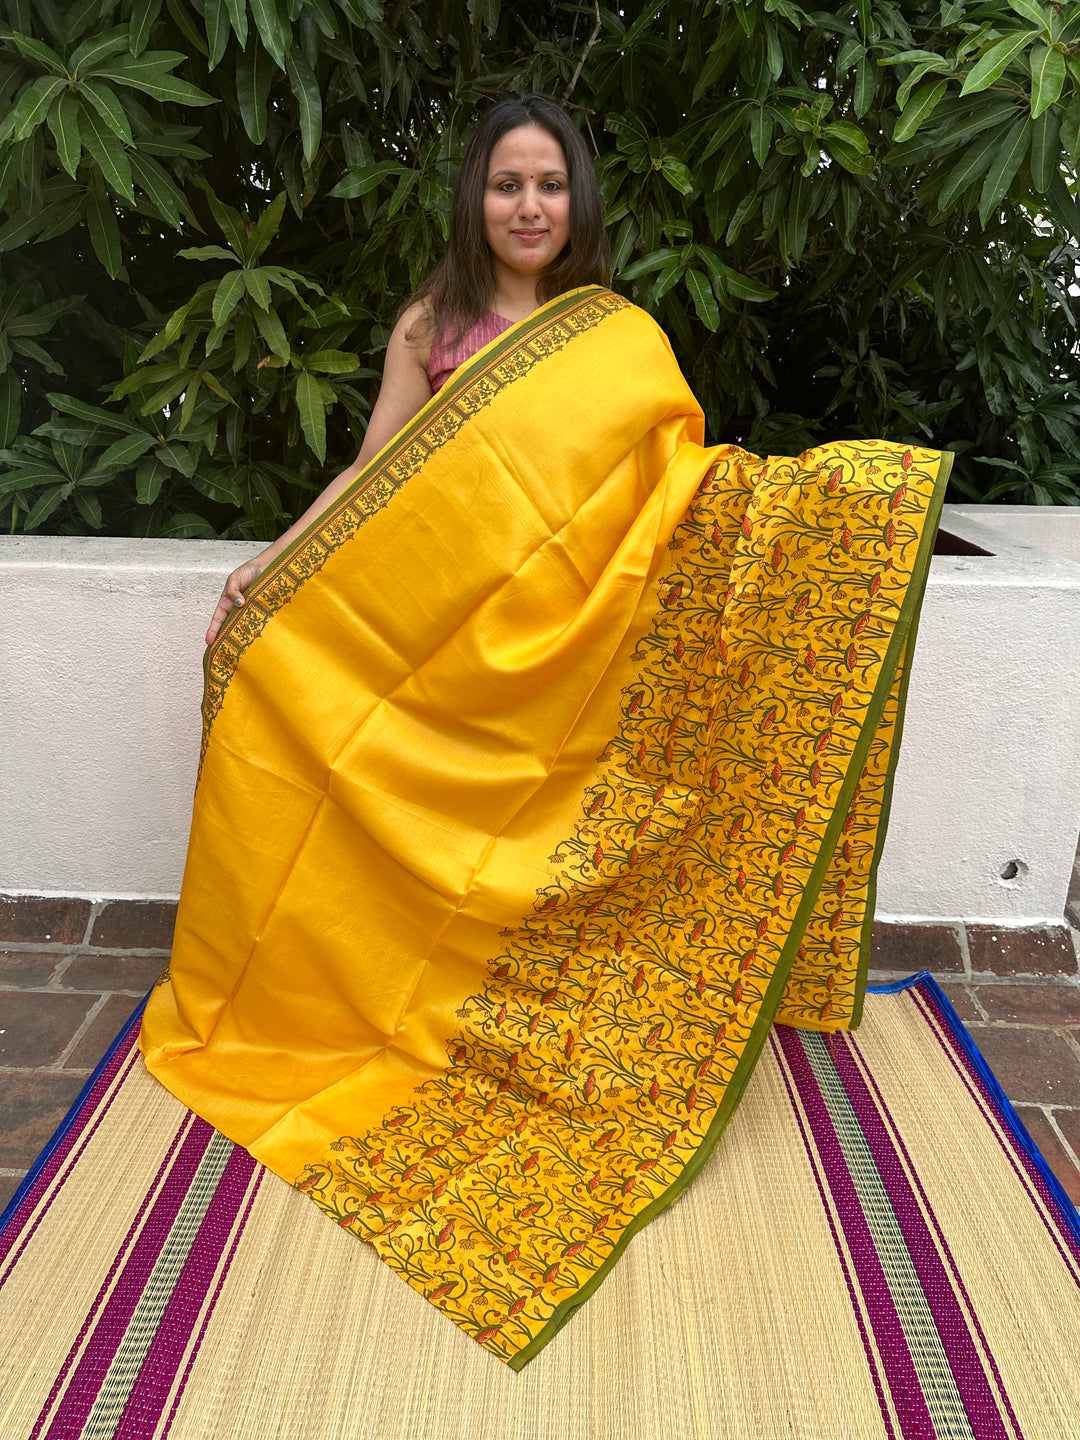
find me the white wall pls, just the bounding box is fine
[947,504,1080,565]
[2,511,1079,923]
[0,536,259,900]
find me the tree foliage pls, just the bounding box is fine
[1,0,1078,538]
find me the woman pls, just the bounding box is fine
[142,94,950,1368]
[204,96,606,646]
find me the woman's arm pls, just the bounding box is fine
[205,305,433,645]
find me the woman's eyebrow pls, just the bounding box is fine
[489,168,569,179]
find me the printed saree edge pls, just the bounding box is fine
[0,991,150,1238]
[850,448,952,1030]
[200,284,618,689]
[509,447,953,1369]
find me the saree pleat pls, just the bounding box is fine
[140,286,950,1365]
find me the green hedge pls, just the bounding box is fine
[1,0,1079,539]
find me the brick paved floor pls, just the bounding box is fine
[2,894,1080,1216]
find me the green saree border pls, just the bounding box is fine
[850,450,951,1028]
[198,285,629,757]
[508,447,953,1370]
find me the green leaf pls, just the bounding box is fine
[295,368,328,461]
[86,185,123,278]
[387,168,417,220]
[242,268,272,309]
[724,266,778,302]
[1029,45,1066,119]
[684,270,719,330]
[749,106,772,167]
[1060,94,1080,161]
[1006,0,1051,32]
[825,138,875,174]
[897,57,951,110]
[852,55,881,117]
[80,104,135,202]
[285,45,322,165]
[236,42,274,145]
[252,303,290,360]
[960,32,1038,96]
[222,0,249,47]
[978,116,1029,224]
[246,192,286,261]
[301,349,358,374]
[177,244,238,263]
[212,270,246,328]
[824,121,869,153]
[73,490,103,528]
[935,129,1001,212]
[199,185,249,256]
[328,160,401,198]
[129,151,192,229]
[46,92,82,178]
[4,31,65,75]
[70,26,133,76]
[78,79,134,147]
[893,80,949,143]
[659,157,694,194]
[0,465,67,496]
[47,392,143,432]
[205,0,231,69]
[89,54,215,106]
[24,483,70,530]
[130,0,163,56]
[135,454,168,503]
[158,511,218,538]
[90,430,157,470]
[1029,106,1060,191]
[250,0,289,69]
[0,369,21,448]
[0,210,45,254]
[11,76,65,141]
[191,468,243,504]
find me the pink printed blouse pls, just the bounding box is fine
[426,311,512,394]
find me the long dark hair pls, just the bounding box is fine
[406,95,608,344]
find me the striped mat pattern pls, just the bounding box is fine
[1,974,1078,1440]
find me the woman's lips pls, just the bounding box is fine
[512,229,547,239]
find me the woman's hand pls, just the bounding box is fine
[205,555,268,647]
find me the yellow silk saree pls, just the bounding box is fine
[140,285,950,1368]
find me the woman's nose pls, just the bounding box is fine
[517,184,542,217]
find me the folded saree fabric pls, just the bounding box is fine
[140,285,951,1367]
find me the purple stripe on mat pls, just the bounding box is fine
[847,1027,1025,1440]
[825,1029,1015,1440]
[769,1032,899,1440]
[0,1029,142,1276]
[112,1146,262,1439]
[910,986,1080,1277]
[158,1167,265,1440]
[775,1024,937,1440]
[31,1117,214,1440]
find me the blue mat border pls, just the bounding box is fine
[868,970,1080,1245]
[0,993,149,1239]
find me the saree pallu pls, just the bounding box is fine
[140,285,950,1368]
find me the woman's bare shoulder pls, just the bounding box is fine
[393,299,436,355]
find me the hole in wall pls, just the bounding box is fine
[997,859,1028,888]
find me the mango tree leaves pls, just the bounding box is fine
[2,0,1079,539]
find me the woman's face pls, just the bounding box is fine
[483,124,571,286]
